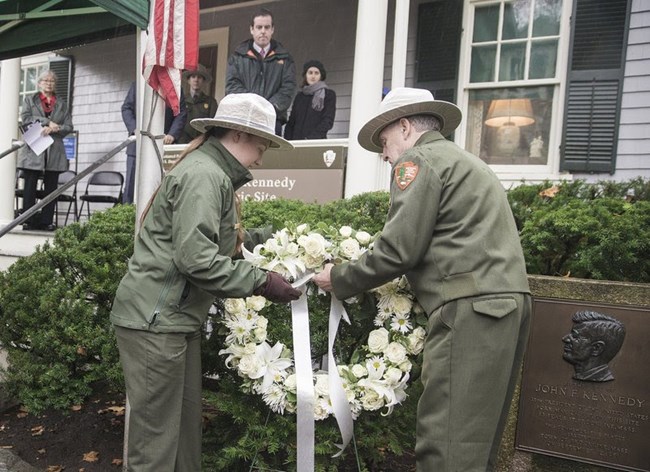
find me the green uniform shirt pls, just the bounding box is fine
[331,131,530,315]
[111,136,267,333]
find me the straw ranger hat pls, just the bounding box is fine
[183,64,211,82]
[191,93,293,150]
[358,87,462,153]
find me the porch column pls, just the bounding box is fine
[344,0,389,197]
[0,58,21,225]
[376,0,412,190]
[134,29,165,225]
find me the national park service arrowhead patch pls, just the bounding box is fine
[394,161,419,190]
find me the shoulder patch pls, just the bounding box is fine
[394,162,419,190]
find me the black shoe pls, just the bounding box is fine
[41,224,57,231]
[22,223,36,231]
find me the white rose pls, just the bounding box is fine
[238,354,262,378]
[314,374,329,397]
[360,388,384,411]
[224,298,247,315]
[242,342,257,355]
[351,364,368,378]
[301,233,328,257]
[384,342,408,364]
[407,333,425,355]
[355,231,371,245]
[302,253,325,269]
[284,373,297,393]
[339,226,353,237]
[367,328,390,353]
[253,326,267,342]
[384,367,403,385]
[398,359,413,372]
[391,295,413,316]
[286,242,300,255]
[339,238,361,260]
[296,223,308,234]
[247,296,267,312]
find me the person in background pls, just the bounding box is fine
[121,82,188,204]
[179,64,218,144]
[313,87,531,471]
[284,60,336,140]
[18,69,73,231]
[111,93,301,471]
[226,7,296,135]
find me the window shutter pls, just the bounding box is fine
[49,56,73,108]
[415,0,463,104]
[560,0,631,173]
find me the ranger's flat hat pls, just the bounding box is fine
[358,87,462,153]
[191,93,293,150]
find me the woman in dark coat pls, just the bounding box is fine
[18,69,73,230]
[284,60,336,140]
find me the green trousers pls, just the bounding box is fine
[416,292,531,471]
[114,326,203,472]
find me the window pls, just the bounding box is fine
[464,0,563,166]
[19,63,48,111]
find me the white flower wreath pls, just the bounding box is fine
[217,224,427,420]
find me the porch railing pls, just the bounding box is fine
[0,136,135,239]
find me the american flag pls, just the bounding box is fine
[143,0,199,115]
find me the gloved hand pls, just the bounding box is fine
[254,271,302,303]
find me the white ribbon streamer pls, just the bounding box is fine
[328,296,354,457]
[291,285,314,472]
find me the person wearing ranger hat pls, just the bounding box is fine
[179,64,219,144]
[111,93,300,471]
[314,87,531,471]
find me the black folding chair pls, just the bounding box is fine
[78,171,124,221]
[55,170,78,226]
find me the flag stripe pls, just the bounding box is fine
[143,0,199,115]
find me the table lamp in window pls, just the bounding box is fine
[485,98,535,156]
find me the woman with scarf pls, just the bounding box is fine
[18,69,73,231]
[284,60,336,140]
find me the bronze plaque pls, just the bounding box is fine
[164,142,347,204]
[516,299,649,471]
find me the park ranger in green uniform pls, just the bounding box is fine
[314,88,531,471]
[111,94,301,472]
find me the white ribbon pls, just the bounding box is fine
[291,277,315,472]
[290,275,354,469]
[328,296,354,457]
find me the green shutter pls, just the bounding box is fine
[561,0,631,173]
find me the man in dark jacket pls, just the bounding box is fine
[226,8,296,135]
[121,82,188,204]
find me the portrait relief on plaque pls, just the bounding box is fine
[562,310,626,382]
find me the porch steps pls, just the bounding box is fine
[0,227,52,271]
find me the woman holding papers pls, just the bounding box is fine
[18,69,73,231]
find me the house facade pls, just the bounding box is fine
[1,0,648,226]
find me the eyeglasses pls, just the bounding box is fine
[40,79,56,84]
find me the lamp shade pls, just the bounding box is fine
[485,98,535,127]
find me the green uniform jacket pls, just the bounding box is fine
[111,136,268,333]
[179,91,218,144]
[331,131,530,315]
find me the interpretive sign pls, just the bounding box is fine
[516,298,649,472]
[164,140,347,204]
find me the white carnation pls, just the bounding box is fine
[391,295,413,316]
[385,342,408,364]
[367,328,390,353]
